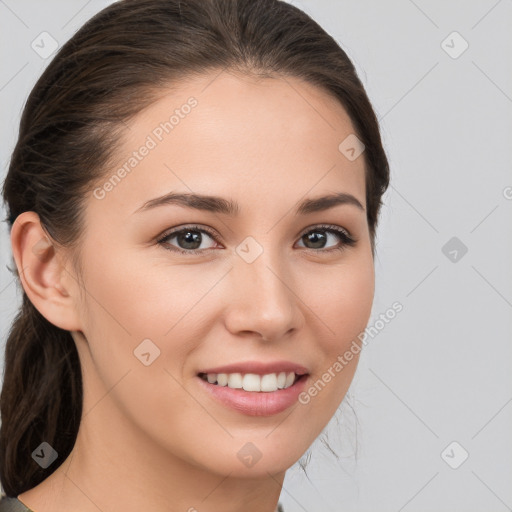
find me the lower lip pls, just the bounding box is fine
[196,374,309,416]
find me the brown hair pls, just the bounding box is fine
[0,0,389,497]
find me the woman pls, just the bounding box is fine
[0,0,389,510]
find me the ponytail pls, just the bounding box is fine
[0,290,82,496]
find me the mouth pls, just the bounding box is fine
[196,371,310,416]
[197,371,307,392]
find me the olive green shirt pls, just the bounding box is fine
[0,497,32,512]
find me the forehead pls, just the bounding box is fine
[89,70,366,220]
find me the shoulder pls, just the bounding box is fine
[0,496,33,512]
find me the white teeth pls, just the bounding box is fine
[260,373,277,392]
[285,372,295,388]
[276,372,287,389]
[217,373,228,386]
[227,373,243,389]
[201,371,299,392]
[243,373,262,392]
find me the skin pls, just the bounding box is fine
[12,70,374,512]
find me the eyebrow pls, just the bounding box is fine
[133,191,365,216]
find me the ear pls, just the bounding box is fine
[10,211,83,332]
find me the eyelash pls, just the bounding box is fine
[156,223,357,255]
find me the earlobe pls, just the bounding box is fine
[10,211,82,331]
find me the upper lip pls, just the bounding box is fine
[198,360,309,376]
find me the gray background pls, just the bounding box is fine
[1,1,511,511]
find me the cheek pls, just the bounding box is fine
[296,256,374,425]
[77,244,230,386]
[75,247,213,450]
[305,255,375,351]
[80,244,204,339]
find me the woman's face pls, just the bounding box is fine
[69,70,374,477]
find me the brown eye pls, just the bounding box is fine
[157,225,219,254]
[301,230,328,249]
[296,225,356,253]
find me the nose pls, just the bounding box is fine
[223,247,304,342]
